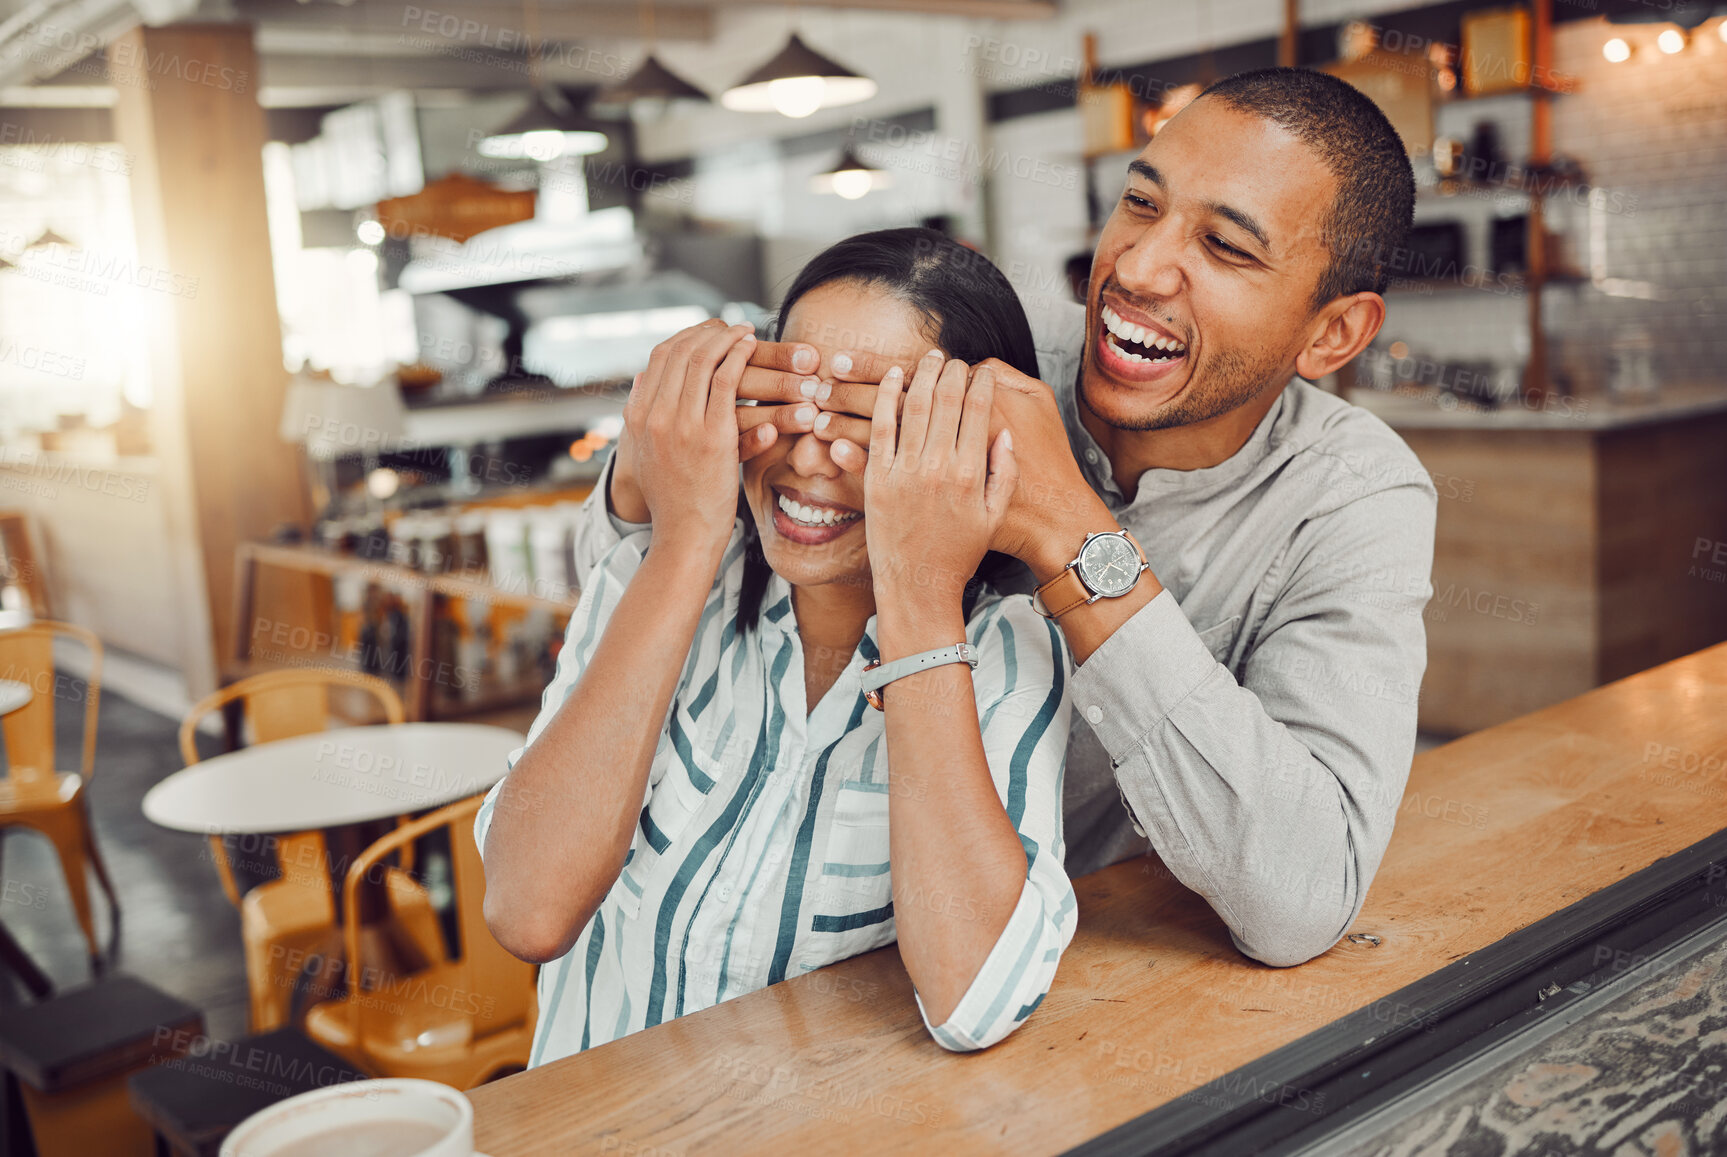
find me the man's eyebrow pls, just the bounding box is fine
[1126,159,1162,186]
[1207,201,1271,253]
[1128,158,1272,254]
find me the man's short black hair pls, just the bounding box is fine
[1197,67,1415,308]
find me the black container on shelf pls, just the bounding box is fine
[1491,215,1528,277]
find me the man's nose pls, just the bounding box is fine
[1113,219,1185,301]
[785,431,842,477]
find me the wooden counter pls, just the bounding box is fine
[467,642,1727,1154]
[1348,388,1727,734]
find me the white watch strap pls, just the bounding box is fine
[860,643,978,696]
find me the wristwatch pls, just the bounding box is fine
[1033,528,1150,619]
[860,643,978,710]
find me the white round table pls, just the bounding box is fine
[144,722,525,1007]
[0,678,31,717]
[143,722,522,836]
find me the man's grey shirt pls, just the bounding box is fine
[572,297,1437,967]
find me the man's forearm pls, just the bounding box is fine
[1021,491,1164,667]
[1071,583,1422,966]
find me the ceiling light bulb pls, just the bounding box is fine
[767,76,825,118]
[1603,37,1631,63]
[521,129,568,160]
[831,169,873,199]
[367,468,399,499]
[1657,28,1684,53]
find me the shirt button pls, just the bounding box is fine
[1085,705,1104,725]
[718,884,733,900]
[1085,448,1100,464]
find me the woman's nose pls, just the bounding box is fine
[785,431,842,477]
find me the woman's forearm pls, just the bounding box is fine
[482,540,726,963]
[878,601,1030,1026]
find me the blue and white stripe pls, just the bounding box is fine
[476,523,1076,1065]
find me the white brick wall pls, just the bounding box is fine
[1545,18,1727,391]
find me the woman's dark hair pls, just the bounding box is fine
[737,227,1041,634]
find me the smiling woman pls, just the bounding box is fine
[473,227,1077,1069]
[733,229,1042,645]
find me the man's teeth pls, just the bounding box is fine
[777,492,861,527]
[1101,304,1187,356]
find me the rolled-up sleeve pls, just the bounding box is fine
[918,595,1078,1051]
[1071,482,1435,967]
[570,453,648,584]
[475,529,654,860]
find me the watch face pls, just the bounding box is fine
[1078,533,1141,597]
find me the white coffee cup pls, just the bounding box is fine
[220,1077,475,1157]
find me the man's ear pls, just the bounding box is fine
[1294,291,1385,382]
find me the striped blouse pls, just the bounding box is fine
[475,524,1076,1066]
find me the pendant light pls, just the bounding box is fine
[481,0,610,161]
[599,55,709,104]
[810,145,891,199]
[721,33,877,118]
[597,1,708,105]
[478,90,610,162]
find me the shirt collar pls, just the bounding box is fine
[758,570,881,664]
[1060,369,1293,508]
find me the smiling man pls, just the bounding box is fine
[578,67,1435,968]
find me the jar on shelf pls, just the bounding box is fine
[484,509,532,596]
[453,510,489,580]
[419,513,456,575]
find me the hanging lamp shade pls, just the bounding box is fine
[598,54,709,104]
[720,34,877,118]
[810,145,891,199]
[479,89,610,162]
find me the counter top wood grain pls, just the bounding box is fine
[469,643,1727,1156]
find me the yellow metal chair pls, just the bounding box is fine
[0,621,119,967]
[178,668,446,1033]
[305,795,537,1089]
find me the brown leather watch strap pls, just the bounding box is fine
[1034,567,1093,619]
[1034,529,1150,619]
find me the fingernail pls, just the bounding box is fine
[799,378,819,399]
[816,383,832,403]
[832,353,853,375]
[759,425,773,440]
[925,348,944,359]
[795,405,815,422]
[815,413,832,432]
[885,366,903,382]
[1002,430,1014,451]
[792,347,817,373]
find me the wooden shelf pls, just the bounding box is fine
[1385,270,1585,296]
[1416,166,1587,202]
[238,542,581,615]
[231,540,579,724]
[1439,78,1578,104]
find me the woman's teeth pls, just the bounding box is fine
[1102,304,1187,362]
[777,492,861,528]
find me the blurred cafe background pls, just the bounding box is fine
[0,0,1722,1151]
